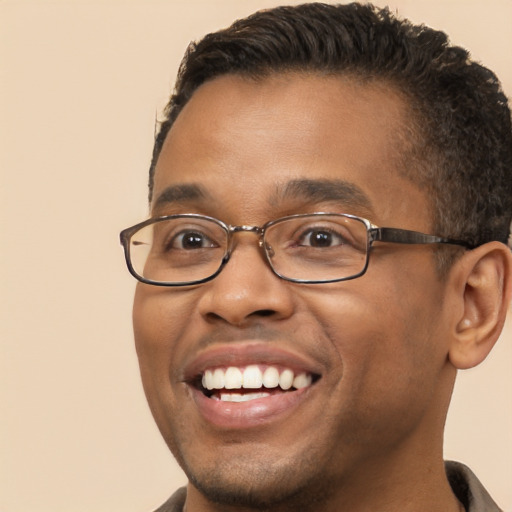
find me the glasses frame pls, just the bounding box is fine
[120,212,473,286]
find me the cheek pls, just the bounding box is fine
[132,286,204,447]
[132,286,196,402]
[133,285,193,354]
[303,271,447,417]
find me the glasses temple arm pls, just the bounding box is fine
[369,227,473,248]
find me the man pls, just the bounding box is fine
[120,3,512,511]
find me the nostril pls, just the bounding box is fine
[253,309,275,317]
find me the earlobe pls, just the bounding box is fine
[448,242,512,370]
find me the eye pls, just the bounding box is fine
[298,228,347,248]
[169,230,218,250]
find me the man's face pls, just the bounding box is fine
[133,74,454,507]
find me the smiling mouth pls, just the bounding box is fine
[196,365,318,402]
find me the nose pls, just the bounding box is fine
[196,235,295,327]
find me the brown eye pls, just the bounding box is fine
[170,230,217,250]
[298,228,346,248]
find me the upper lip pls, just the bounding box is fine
[182,342,323,383]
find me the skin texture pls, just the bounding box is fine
[133,74,511,512]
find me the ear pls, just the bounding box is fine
[448,242,512,370]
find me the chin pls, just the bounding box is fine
[182,452,332,510]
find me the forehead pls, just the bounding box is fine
[152,73,429,230]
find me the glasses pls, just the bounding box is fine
[120,213,472,286]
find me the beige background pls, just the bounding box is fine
[1,1,511,511]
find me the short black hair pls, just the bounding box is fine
[149,2,512,253]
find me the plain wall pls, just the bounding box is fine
[1,1,511,511]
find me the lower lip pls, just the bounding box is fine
[190,385,313,429]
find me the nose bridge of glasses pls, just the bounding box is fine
[229,225,264,235]
[226,225,268,254]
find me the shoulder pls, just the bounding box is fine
[152,487,187,512]
[445,461,502,512]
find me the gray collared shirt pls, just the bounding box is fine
[446,461,502,511]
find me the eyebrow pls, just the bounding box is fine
[152,178,374,217]
[274,179,375,214]
[152,183,210,212]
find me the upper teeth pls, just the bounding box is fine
[202,365,312,391]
